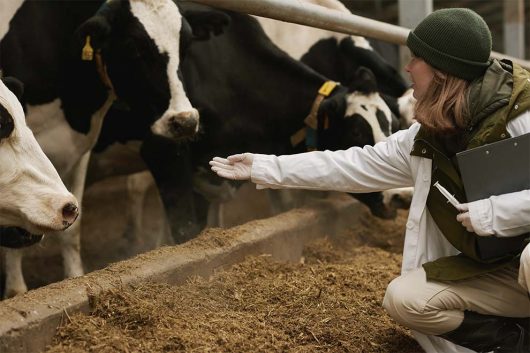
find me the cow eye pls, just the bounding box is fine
[0,105,15,139]
[360,104,368,111]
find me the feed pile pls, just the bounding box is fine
[46,209,421,353]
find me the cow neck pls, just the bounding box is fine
[290,80,338,151]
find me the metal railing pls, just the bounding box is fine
[188,0,530,70]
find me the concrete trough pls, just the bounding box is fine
[0,195,361,353]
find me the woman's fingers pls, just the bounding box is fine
[210,154,253,181]
[227,153,247,163]
[211,156,230,165]
[210,160,233,170]
[213,168,235,180]
[455,202,469,212]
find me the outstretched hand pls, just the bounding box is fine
[209,153,254,181]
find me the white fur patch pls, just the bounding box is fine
[398,88,416,128]
[27,96,114,176]
[0,0,25,40]
[256,0,372,60]
[345,91,392,143]
[350,35,373,50]
[130,0,193,114]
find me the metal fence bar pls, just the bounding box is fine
[188,0,530,70]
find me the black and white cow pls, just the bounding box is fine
[255,0,416,215]
[0,0,228,297]
[90,4,404,245]
[0,76,78,247]
[130,7,399,240]
[255,0,414,126]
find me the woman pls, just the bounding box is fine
[210,8,530,353]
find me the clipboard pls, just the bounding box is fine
[456,132,530,260]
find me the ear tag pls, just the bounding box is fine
[318,81,337,97]
[82,35,94,61]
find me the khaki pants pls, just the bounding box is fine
[382,262,530,336]
[518,243,530,292]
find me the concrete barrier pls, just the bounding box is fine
[0,195,360,352]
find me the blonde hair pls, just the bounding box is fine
[414,70,470,135]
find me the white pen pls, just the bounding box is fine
[433,181,461,209]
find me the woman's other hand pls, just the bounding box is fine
[210,153,254,180]
[456,203,475,233]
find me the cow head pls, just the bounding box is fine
[339,37,408,98]
[317,67,399,151]
[0,77,78,247]
[72,0,229,141]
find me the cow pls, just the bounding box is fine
[81,4,401,247]
[0,76,78,247]
[254,0,416,215]
[0,0,228,298]
[127,7,400,239]
[255,0,416,126]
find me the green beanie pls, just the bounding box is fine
[407,8,492,81]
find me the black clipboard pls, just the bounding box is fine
[456,132,530,260]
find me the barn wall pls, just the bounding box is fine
[340,0,529,60]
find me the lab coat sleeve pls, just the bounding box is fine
[468,110,530,237]
[250,124,418,193]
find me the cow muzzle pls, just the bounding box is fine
[61,202,79,229]
[151,109,200,140]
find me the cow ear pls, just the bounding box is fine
[347,66,378,94]
[181,9,231,40]
[76,16,112,56]
[75,1,121,57]
[1,77,24,102]
[318,90,346,120]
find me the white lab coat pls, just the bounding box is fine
[250,110,530,353]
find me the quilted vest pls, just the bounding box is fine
[411,60,530,281]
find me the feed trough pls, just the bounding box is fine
[0,194,368,352]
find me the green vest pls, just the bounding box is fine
[411,60,530,281]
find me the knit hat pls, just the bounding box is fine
[407,8,492,81]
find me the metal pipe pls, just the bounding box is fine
[188,0,530,70]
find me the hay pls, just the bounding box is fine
[46,209,421,353]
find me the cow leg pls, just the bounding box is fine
[351,191,397,219]
[124,171,155,248]
[59,151,92,278]
[140,134,200,244]
[3,248,27,298]
[206,201,222,227]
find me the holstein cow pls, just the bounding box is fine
[0,76,78,260]
[84,6,399,245]
[137,8,400,235]
[256,0,415,215]
[0,0,228,297]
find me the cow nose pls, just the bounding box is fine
[62,202,79,227]
[169,110,199,138]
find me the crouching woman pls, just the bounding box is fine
[210,8,530,353]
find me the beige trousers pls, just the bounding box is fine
[382,260,530,336]
[518,243,530,293]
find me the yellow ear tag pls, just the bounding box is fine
[81,35,94,61]
[318,81,337,97]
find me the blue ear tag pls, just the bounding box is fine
[305,127,317,150]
